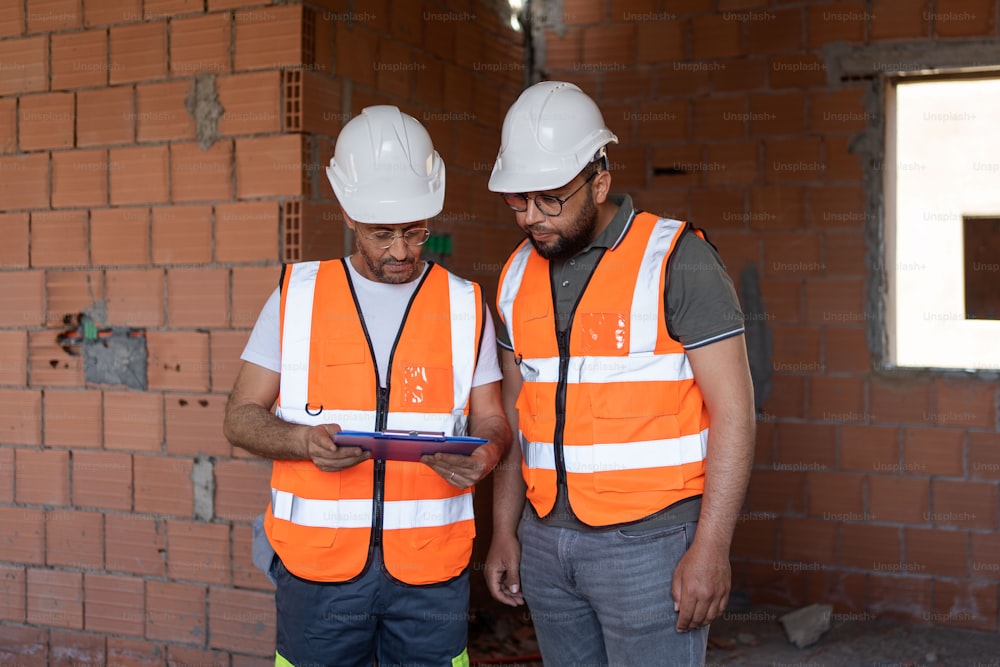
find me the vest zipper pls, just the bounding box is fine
[553,329,570,489]
[373,385,389,549]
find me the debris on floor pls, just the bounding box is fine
[778,602,834,648]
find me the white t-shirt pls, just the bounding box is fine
[241,259,503,389]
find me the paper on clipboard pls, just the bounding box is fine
[333,430,487,462]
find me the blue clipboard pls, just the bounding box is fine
[333,430,487,462]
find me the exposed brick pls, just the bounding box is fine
[300,69,343,136]
[208,586,276,654]
[636,18,683,63]
[0,97,15,153]
[746,8,802,53]
[231,522,272,590]
[170,140,233,203]
[46,509,102,569]
[822,327,870,374]
[930,480,998,530]
[692,96,745,141]
[167,520,230,584]
[688,187,744,232]
[165,394,229,457]
[109,22,167,85]
[932,0,994,37]
[775,422,836,470]
[770,325,821,370]
[375,37,415,100]
[710,56,769,94]
[170,11,231,76]
[932,579,998,631]
[749,91,806,137]
[822,229,865,277]
[106,637,167,667]
[765,136,825,183]
[51,28,107,90]
[839,424,897,473]
[134,455,193,517]
[809,88,870,134]
[731,515,778,561]
[25,0,80,32]
[77,86,134,147]
[234,5,303,71]
[145,580,207,644]
[0,507,44,564]
[27,569,82,629]
[870,574,931,623]
[50,629,106,667]
[841,524,900,570]
[146,331,210,391]
[870,377,932,425]
[702,141,758,187]
[232,265,278,329]
[932,378,996,429]
[235,134,307,198]
[824,134,864,182]
[144,0,202,20]
[0,2,24,36]
[805,470,865,519]
[335,23,378,88]
[769,54,827,88]
[804,570,868,614]
[761,373,806,420]
[72,450,132,511]
[215,201,280,263]
[91,207,150,266]
[83,0,140,27]
[746,469,805,514]
[808,376,867,423]
[691,13,741,59]
[868,474,929,525]
[167,267,230,328]
[808,1,867,47]
[0,36,48,95]
[0,331,27,385]
[0,447,11,504]
[135,80,196,143]
[214,459,270,523]
[971,532,1000,581]
[105,268,164,327]
[209,330,249,393]
[16,448,69,505]
[764,229,822,277]
[45,268,103,327]
[151,205,213,265]
[0,564,26,622]
[44,389,102,448]
[110,145,170,205]
[1,270,45,327]
[103,390,163,451]
[83,572,144,636]
[216,71,282,136]
[30,210,88,267]
[906,527,968,577]
[969,432,1000,481]
[104,513,164,576]
[804,278,865,326]
[19,92,74,151]
[904,428,964,477]
[0,153,50,210]
[29,328,84,387]
[732,561,806,610]
[749,185,805,229]
[167,646,228,667]
[759,278,802,323]
[52,149,109,208]
[779,517,837,566]
[870,0,931,39]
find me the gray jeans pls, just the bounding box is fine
[519,515,709,667]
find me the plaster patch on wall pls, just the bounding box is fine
[185,73,224,150]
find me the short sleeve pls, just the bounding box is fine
[240,287,282,372]
[666,232,745,349]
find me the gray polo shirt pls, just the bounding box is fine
[497,194,745,531]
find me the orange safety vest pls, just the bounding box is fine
[497,211,709,527]
[265,259,483,584]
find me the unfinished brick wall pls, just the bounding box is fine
[0,0,523,661]
[542,0,1000,634]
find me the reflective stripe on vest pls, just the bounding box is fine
[497,211,709,526]
[267,260,481,584]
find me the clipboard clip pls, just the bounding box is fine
[382,429,446,438]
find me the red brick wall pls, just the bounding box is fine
[0,0,524,661]
[546,0,1000,633]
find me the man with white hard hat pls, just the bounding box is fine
[484,81,755,666]
[224,105,510,667]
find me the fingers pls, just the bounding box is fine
[306,425,370,472]
[485,563,524,607]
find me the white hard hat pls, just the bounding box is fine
[326,105,445,224]
[488,81,618,193]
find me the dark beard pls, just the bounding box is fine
[529,191,599,261]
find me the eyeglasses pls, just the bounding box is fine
[501,170,599,217]
[358,227,431,249]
